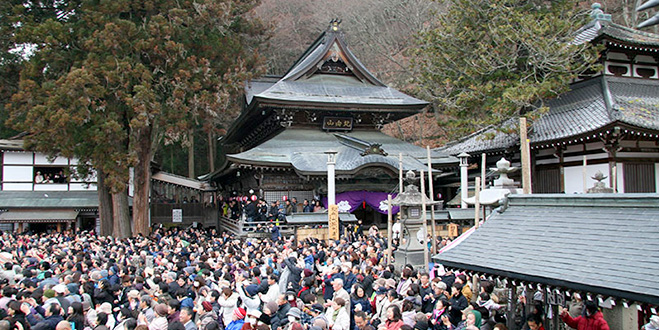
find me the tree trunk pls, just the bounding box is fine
[208,130,215,173]
[188,130,195,179]
[112,190,131,238]
[133,125,153,236]
[97,170,114,236]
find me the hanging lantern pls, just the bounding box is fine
[242,196,248,202]
[251,195,258,201]
[282,195,288,201]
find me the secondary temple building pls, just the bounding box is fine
[439,4,659,196]
[206,20,456,226]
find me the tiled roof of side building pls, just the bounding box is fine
[437,76,659,156]
[434,194,659,305]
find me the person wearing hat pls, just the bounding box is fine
[242,309,262,330]
[140,303,168,330]
[236,280,261,316]
[196,301,218,330]
[225,307,246,330]
[97,302,116,330]
[285,307,304,330]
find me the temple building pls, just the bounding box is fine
[0,140,99,232]
[438,4,659,197]
[205,20,457,227]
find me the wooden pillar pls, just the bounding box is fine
[520,118,532,194]
[604,133,620,191]
[506,281,518,330]
[558,146,565,192]
[56,222,62,233]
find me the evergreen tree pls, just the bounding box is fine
[6,0,265,236]
[412,0,601,139]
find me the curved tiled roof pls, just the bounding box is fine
[438,76,659,155]
[227,129,456,175]
[434,194,659,305]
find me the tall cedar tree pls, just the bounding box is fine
[7,0,265,237]
[412,0,601,140]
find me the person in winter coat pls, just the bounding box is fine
[325,298,350,330]
[236,283,261,314]
[282,255,302,293]
[31,304,64,330]
[225,308,246,330]
[447,284,468,327]
[559,301,610,330]
[217,288,239,328]
[429,298,450,330]
[197,302,218,330]
[378,305,404,330]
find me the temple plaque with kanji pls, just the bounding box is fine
[328,205,339,240]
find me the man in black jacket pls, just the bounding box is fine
[448,283,468,326]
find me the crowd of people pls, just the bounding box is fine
[0,226,623,330]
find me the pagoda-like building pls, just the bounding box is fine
[207,20,456,225]
[439,4,659,197]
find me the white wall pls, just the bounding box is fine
[34,154,68,165]
[564,163,610,194]
[3,152,32,164]
[2,183,32,190]
[3,166,34,182]
[2,151,97,191]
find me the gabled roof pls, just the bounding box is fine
[227,129,456,176]
[434,194,659,305]
[246,21,428,110]
[439,75,659,155]
[574,19,659,47]
[573,4,659,47]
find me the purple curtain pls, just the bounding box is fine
[322,190,399,214]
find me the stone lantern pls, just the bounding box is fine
[392,170,442,269]
[465,157,522,207]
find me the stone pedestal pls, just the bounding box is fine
[394,219,426,269]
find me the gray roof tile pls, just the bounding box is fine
[434,194,659,304]
[228,129,457,174]
[439,76,659,155]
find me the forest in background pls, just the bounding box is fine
[1,0,656,178]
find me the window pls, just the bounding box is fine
[34,167,69,184]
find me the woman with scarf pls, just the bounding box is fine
[429,298,450,330]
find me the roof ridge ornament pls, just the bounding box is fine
[590,3,612,22]
[329,18,342,32]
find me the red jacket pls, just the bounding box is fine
[561,311,610,330]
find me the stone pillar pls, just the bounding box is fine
[326,151,337,207]
[459,153,470,209]
[602,304,638,330]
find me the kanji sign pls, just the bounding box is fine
[172,209,183,223]
[328,205,340,240]
[323,117,353,131]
